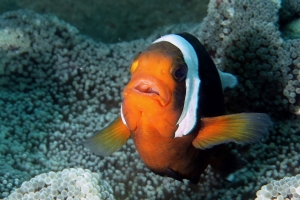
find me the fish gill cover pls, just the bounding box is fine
[0,0,300,199]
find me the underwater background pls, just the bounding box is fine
[1,0,300,199]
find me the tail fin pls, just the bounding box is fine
[192,113,272,150]
[218,69,238,90]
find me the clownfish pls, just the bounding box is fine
[84,33,272,183]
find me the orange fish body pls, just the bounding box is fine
[122,48,208,182]
[85,33,272,183]
[132,113,207,183]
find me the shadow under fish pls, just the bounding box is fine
[84,32,272,184]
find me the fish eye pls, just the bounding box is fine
[172,64,187,81]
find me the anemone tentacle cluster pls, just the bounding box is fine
[195,0,300,115]
[4,168,114,200]
[256,174,300,200]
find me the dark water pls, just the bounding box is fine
[1,0,300,199]
[0,0,208,43]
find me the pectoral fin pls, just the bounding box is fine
[192,113,272,150]
[84,116,131,156]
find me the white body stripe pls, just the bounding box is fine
[153,34,200,137]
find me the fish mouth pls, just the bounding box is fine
[134,81,160,96]
[125,76,171,106]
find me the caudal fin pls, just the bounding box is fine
[218,69,238,90]
[192,113,272,150]
[84,116,131,156]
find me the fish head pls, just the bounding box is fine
[122,42,186,137]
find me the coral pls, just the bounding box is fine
[4,168,114,200]
[0,28,30,52]
[255,175,300,199]
[194,0,300,115]
[0,27,30,75]
[0,0,300,199]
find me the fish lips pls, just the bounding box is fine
[123,75,171,107]
[122,75,179,133]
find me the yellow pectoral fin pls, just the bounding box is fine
[84,116,131,156]
[192,113,272,150]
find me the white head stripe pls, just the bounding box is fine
[153,34,200,137]
[120,104,127,126]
